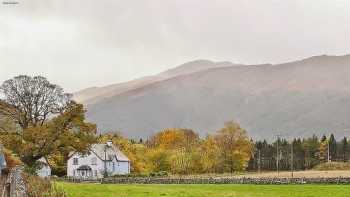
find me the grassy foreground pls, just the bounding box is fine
[58,182,350,197]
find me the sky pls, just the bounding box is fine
[1,0,350,92]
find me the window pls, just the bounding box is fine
[113,162,115,171]
[91,157,97,165]
[73,158,78,165]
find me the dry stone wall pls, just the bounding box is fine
[5,167,27,197]
[100,177,350,184]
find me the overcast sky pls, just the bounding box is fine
[1,0,350,92]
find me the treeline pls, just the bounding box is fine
[35,128,350,176]
[107,131,350,175]
[2,75,350,176]
[247,134,349,171]
[99,121,252,175]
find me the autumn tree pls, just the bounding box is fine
[99,133,151,173]
[214,121,253,173]
[1,102,96,171]
[147,128,200,174]
[0,115,18,133]
[147,148,171,172]
[0,75,96,172]
[318,135,328,163]
[1,148,22,172]
[169,150,194,174]
[149,128,199,151]
[199,135,221,173]
[0,75,71,129]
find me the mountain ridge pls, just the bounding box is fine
[73,60,241,105]
[75,54,350,139]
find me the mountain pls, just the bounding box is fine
[73,76,161,105]
[73,60,235,105]
[75,54,350,140]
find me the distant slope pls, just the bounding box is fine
[159,59,237,78]
[81,54,350,139]
[73,60,235,105]
[73,76,162,105]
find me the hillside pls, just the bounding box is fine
[76,54,350,139]
[74,60,235,105]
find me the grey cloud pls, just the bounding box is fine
[1,0,350,91]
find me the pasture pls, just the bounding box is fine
[59,183,350,197]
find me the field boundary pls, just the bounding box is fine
[59,176,350,185]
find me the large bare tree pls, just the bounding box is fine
[0,75,71,129]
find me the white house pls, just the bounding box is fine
[67,141,130,178]
[36,157,51,177]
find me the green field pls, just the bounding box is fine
[59,183,350,197]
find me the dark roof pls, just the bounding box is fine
[77,165,92,171]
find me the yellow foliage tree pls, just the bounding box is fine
[200,135,221,173]
[99,133,151,173]
[318,140,328,162]
[214,121,253,173]
[147,147,171,172]
[149,128,199,151]
[148,128,200,174]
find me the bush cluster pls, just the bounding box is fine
[313,162,350,171]
[23,174,67,197]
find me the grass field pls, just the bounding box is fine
[59,183,350,197]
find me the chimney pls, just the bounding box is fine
[106,140,113,147]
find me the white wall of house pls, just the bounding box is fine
[67,152,104,178]
[67,143,130,178]
[36,157,51,177]
[105,159,130,175]
[67,152,130,178]
[113,160,130,175]
[37,165,51,177]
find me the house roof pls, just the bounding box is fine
[90,144,130,162]
[37,157,50,167]
[0,153,6,168]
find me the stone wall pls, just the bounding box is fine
[5,167,27,197]
[100,177,350,184]
[1,173,7,197]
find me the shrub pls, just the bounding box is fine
[150,171,169,177]
[112,172,153,178]
[313,162,350,171]
[23,174,67,197]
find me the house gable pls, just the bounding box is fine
[67,143,130,177]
